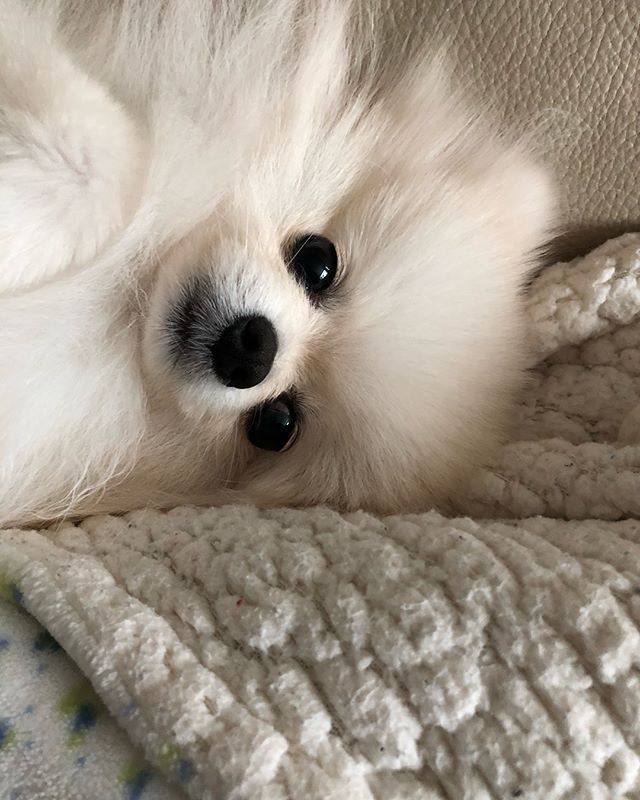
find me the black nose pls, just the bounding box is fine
[211,315,278,389]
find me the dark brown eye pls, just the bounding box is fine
[247,394,298,452]
[288,235,338,295]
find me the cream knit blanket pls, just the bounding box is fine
[3,234,640,800]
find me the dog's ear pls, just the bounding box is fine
[0,7,144,294]
[366,53,555,273]
[487,152,555,266]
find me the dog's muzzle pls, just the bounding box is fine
[167,278,278,389]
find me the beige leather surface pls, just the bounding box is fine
[380,0,640,258]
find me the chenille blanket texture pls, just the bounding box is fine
[3,234,640,800]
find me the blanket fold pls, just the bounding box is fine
[463,233,640,520]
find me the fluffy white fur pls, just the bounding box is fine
[0,0,553,527]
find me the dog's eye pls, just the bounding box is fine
[288,235,337,295]
[247,394,298,452]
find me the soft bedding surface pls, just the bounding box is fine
[0,598,182,800]
[3,234,640,799]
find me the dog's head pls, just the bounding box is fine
[142,4,553,514]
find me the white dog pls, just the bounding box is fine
[0,0,552,526]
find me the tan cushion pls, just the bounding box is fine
[381,0,640,258]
